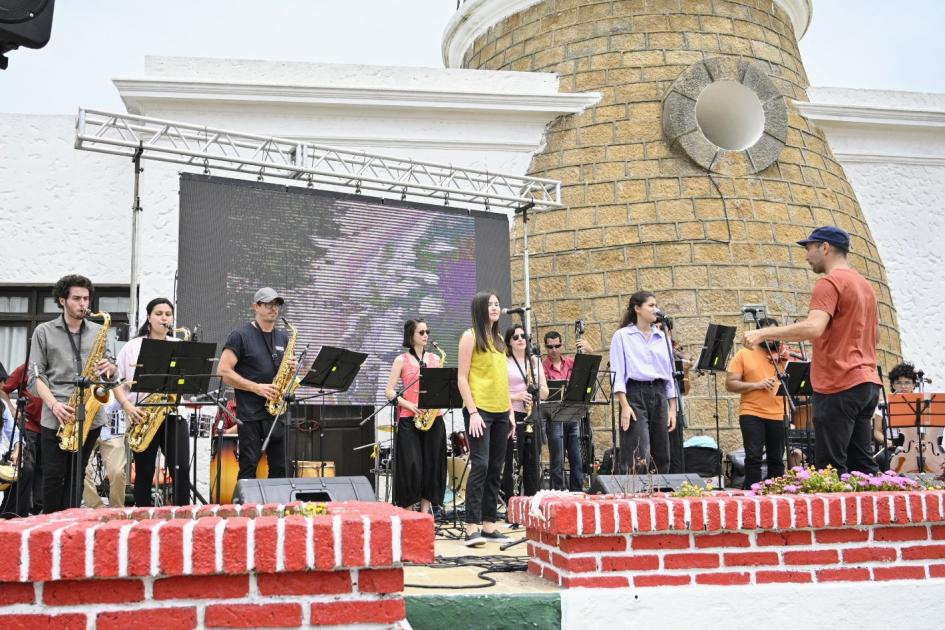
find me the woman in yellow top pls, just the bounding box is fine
[457,292,515,547]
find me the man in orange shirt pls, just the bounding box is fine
[726,318,787,488]
[743,226,881,474]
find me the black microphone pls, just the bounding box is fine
[502,306,530,315]
[655,309,667,321]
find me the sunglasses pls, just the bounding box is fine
[545,343,562,349]
[416,330,430,336]
[511,333,526,341]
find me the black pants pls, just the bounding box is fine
[133,414,190,507]
[668,399,686,474]
[393,415,447,508]
[464,409,508,525]
[0,429,41,518]
[618,380,670,474]
[41,424,101,513]
[739,415,786,489]
[237,418,287,479]
[814,382,880,475]
[501,411,540,498]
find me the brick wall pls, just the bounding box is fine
[458,0,902,452]
[508,492,945,588]
[0,502,433,629]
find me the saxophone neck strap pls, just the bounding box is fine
[63,313,84,373]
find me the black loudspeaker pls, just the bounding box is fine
[234,476,377,504]
[0,1,55,51]
[590,473,706,494]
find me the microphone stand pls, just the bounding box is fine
[658,318,685,475]
[261,345,310,475]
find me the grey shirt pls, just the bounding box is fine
[29,316,107,430]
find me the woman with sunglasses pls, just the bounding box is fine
[457,292,514,547]
[384,318,446,514]
[501,324,548,498]
[609,290,677,474]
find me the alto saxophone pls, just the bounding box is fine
[414,342,446,431]
[265,318,300,417]
[127,392,177,453]
[58,311,112,452]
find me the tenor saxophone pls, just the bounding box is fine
[265,318,300,417]
[58,311,111,452]
[414,342,446,431]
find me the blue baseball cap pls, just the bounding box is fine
[796,226,850,251]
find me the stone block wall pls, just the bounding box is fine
[0,502,432,629]
[457,0,902,451]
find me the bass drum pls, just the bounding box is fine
[209,435,269,504]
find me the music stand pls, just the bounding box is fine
[131,339,217,505]
[296,346,367,477]
[695,324,736,489]
[775,361,813,471]
[417,366,465,525]
[546,379,568,402]
[887,393,945,472]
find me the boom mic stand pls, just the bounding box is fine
[695,323,736,489]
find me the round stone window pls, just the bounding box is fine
[662,58,787,175]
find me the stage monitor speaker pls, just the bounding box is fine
[590,473,706,494]
[234,476,377,504]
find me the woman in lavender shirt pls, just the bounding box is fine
[609,291,677,474]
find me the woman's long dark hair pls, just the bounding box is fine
[619,290,655,328]
[503,325,525,358]
[137,297,174,338]
[470,291,504,353]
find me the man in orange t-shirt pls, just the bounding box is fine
[726,318,787,488]
[743,226,881,474]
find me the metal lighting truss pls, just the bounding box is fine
[74,109,562,210]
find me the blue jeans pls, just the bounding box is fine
[547,419,583,491]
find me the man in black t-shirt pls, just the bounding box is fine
[218,287,296,480]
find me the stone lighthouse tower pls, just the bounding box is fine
[444,0,901,450]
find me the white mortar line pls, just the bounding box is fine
[332,515,343,569]
[276,517,286,572]
[682,500,691,529]
[720,498,727,530]
[629,500,638,532]
[85,523,102,579]
[305,517,315,569]
[246,517,256,571]
[182,519,197,575]
[214,518,226,574]
[19,526,33,582]
[667,501,675,530]
[646,498,656,531]
[593,503,601,535]
[51,524,74,581]
[362,515,372,566]
[150,521,163,576]
[790,497,798,529]
[576,503,584,535]
[612,502,620,534]
[840,495,847,525]
[118,522,133,577]
[391,516,402,564]
[892,495,901,523]
[736,499,743,530]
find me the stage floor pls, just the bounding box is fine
[404,522,559,595]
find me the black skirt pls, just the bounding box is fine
[393,414,447,508]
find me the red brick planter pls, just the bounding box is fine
[508,491,945,588]
[0,502,433,628]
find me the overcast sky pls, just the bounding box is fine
[2,0,943,115]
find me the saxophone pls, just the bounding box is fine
[58,311,112,452]
[265,318,300,417]
[127,392,178,453]
[414,342,446,431]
